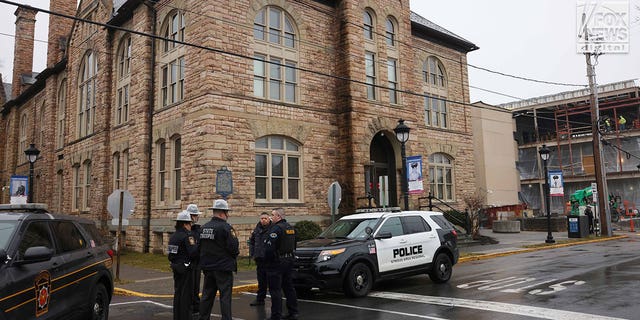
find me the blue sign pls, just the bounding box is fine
[568,217,579,233]
[216,167,233,200]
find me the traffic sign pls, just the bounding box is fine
[107,189,135,219]
[328,181,342,211]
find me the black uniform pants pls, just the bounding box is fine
[173,267,194,320]
[192,264,202,311]
[266,260,298,319]
[256,259,268,301]
[199,270,233,320]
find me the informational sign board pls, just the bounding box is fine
[10,175,28,204]
[406,156,424,195]
[216,167,233,200]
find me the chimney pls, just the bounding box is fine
[47,0,76,67]
[11,6,37,99]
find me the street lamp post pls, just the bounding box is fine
[24,144,40,203]
[539,144,555,244]
[394,119,411,211]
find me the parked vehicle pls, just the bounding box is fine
[0,204,114,320]
[292,208,458,297]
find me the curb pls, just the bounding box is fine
[458,235,628,263]
[114,235,628,298]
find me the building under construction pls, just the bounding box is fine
[502,80,640,217]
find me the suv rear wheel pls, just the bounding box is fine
[429,253,452,283]
[343,262,372,297]
[89,283,110,320]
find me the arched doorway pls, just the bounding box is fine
[368,132,398,207]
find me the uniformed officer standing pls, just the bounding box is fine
[249,212,272,306]
[168,210,199,320]
[264,208,299,320]
[186,204,203,315]
[198,199,239,320]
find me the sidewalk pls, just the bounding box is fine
[113,229,627,297]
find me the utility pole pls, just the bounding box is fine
[583,13,612,236]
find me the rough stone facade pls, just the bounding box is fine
[1,0,478,255]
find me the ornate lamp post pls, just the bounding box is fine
[394,119,411,210]
[539,144,555,244]
[24,143,40,203]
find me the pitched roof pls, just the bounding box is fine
[410,11,478,53]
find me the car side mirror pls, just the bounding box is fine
[375,232,392,239]
[16,246,53,265]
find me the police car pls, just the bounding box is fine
[293,209,459,297]
[0,204,114,320]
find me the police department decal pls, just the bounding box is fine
[34,270,51,317]
[270,233,278,238]
[390,245,424,263]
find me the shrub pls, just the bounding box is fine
[294,220,322,242]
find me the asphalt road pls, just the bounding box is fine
[110,236,640,320]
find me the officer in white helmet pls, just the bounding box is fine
[168,209,199,320]
[186,204,203,316]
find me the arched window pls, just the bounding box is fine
[363,10,374,40]
[385,18,395,46]
[78,51,97,137]
[57,79,66,148]
[255,136,302,202]
[424,56,446,87]
[159,11,186,108]
[428,153,454,201]
[253,6,298,103]
[116,35,131,125]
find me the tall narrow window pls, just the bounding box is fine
[56,170,63,212]
[387,58,398,104]
[255,136,302,202]
[57,80,66,148]
[123,149,129,189]
[19,114,27,157]
[163,11,185,52]
[116,36,131,125]
[83,160,91,210]
[73,165,81,210]
[428,153,454,201]
[365,52,376,100]
[173,137,181,202]
[253,7,298,103]
[364,11,374,40]
[78,51,97,137]
[159,11,186,109]
[113,152,121,189]
[385,18,395,46]
[161,58,184,106]
[157,140,166,202]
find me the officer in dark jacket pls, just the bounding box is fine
[198,199,239,320]
[186,204,203,314]
[248,212,272,306]
[264,208,298,320]
[168,210,199,320]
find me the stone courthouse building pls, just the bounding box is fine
[1,0,478,253]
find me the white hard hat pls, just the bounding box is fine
[174,210,193,222]
[186,204,202,215]
[209,199,231,211]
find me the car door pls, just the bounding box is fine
[49,220,92,315]
[400,215,439,266]
[1,220,63,320]
[374,216,408,273]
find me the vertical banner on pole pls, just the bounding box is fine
[406,156,424,195]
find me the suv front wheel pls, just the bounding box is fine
[343,262,373,297]
[429,253,452,283]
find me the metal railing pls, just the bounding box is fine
[419,192,470,235]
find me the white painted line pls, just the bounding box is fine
[369,292,627,320]
[242,293,448,320]
[110,300,246,320]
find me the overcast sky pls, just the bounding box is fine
[1,0,639,105]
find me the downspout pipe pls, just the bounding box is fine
[142,0,156,253]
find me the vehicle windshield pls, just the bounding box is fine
[0,221,18,250]
[318,218,379,240]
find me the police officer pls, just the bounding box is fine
[249,212,272,306]
[264,208,298,320]
[186,204,203,315]
[198,199,239,320]
[168,210,199,320]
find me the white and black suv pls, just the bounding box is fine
[0,204,114,320]
[293,209,459,297]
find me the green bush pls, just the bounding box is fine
[294,220,322,242]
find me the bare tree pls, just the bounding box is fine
[463,190,487,240]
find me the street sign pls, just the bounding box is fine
[111,218,129,226]
[107,189,135,219]
[328,181,342,223]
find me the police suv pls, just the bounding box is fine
[0,204,114,320]
[293,209,459,297]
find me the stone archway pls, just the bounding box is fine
[368,132,398,207]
